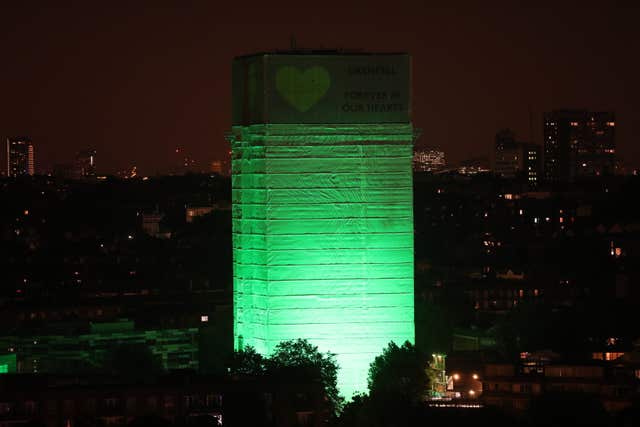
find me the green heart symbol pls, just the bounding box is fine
[275,66,331,112]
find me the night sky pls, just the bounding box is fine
[1,2,639,175]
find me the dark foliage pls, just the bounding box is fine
[367,341,430,403]
[230,339,343,416]
[335,399,519,427]
[228,345,266,376]
[268,339,343,415]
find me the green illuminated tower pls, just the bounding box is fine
[231,52,414,397]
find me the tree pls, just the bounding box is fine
[367,341,430,404]
[269,339,344,416]
[228,345,266,376]
[333,393,375,427]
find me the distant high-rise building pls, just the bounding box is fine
[52,149,97,180]
[495,129,521,179]
[523,143,541,186]
[543,110,615,183]
[75,149,97,177]
[494,129,541,185]
[6,138,35,177]
[413,148,446,172]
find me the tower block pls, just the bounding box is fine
[231,52,415,397]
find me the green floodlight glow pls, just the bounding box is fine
[232,123,415,397]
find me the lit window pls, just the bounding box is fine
[201,315,209,323]
[0,364,8,374]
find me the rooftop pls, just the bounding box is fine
[235,49,407,59]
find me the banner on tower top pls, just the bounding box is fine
[232,53,411,125]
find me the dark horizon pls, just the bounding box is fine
[1,2,639,174]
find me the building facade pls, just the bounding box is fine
[494,129,520,178]
[0,321,199,374]
[6,138,34,177]
[0,373,326,427]
[523,143,541,186]
[231,51,415,396]
[482,360,638,413]
[494,129,541,185]
[543,110,615,183]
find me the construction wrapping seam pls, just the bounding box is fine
[232,124,415,398]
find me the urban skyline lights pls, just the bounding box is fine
[2,5,638,174]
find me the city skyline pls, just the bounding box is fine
[1,3,639,174]
[2,4,640,425]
